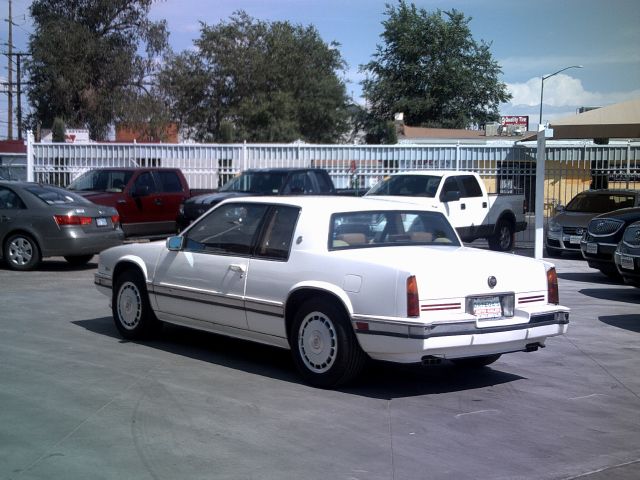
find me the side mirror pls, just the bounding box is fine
[166,236,184,251]
[441,190,461,202]
[555,204,565,212]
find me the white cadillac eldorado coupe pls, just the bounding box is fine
[95,196,569,387]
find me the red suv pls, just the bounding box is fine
[68,168,190,237]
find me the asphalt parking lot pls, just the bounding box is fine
[1,250,639,480]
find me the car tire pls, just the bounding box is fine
[4,233,41,271]
[64,254,94,266]
[451,354,501,368]
[112,270,160,340]
[488,220,514,251]
[290,298,367,388]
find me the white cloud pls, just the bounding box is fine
[506,74,640,108]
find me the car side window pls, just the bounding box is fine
[459,175,483,198]
[155,171,184,193]
[256,206,300,260]
[0,187,23,209]
[285,172,313,194]
[133,172,157,195]
[185,203,268,255]
[314,172,333,193]
[441,177,460,196]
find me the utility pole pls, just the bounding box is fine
[7,0,13,139]
[16,51,21,139]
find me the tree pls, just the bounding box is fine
[361,1,511,130]
[26,0,169,140]
[159,11,350,143]
[51,117,66,142]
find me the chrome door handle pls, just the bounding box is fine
[0,215,10,222]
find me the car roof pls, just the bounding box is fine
[243,168,322,173]
[0,181,63,188]
[386,170,475,177]
[219,194,440,213]
[576,189,638,195]
[81,167,181,172]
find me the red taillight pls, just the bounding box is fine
[547,267,559,305]
[111,214,120,225]
[54,214,93,226]
[407,275,420,317]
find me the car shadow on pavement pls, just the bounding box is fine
[0,259,97,272]
[599,314,640,333]
[73,317,525,399]
[578,287,640,304]
[558,272,620,284]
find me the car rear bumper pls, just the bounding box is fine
[353,308,569,363]
[40,228,124,257]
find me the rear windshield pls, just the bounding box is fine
[367,175,442,197]
[25,185,90,205]
[68,170,133,192]
[565,193,636,213]
[330,210,460,250]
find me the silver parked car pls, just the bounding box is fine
[0,181,124,270]
[545,189,639,257]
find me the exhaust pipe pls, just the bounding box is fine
[421,355,442,365]
[525,342,544,352]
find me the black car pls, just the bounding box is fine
[580,207,640,278]
[614,221,640,287]
[545,189,639,257]
[176,168,337,231]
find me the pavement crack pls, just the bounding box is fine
[563,458,640,479]
[10,376,146,479]
[455,409,501,418]
[563,335,640,403]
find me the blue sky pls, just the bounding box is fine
[2,0,639,138]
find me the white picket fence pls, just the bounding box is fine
[24,132,640,247]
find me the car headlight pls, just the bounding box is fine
[548,218,561,233]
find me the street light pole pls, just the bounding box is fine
[538,65,583,127]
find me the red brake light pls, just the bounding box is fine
[547,267,559,305]
[407,275,420,317]
[111,214,120,225]
[54,214,93,226]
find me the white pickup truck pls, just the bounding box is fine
[366,171,527,251]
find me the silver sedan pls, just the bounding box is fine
[0,181,124,270]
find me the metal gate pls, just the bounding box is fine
[26,133,640,248]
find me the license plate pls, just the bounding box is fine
[586,242,598,254]
[96,217,108,227]
[620,255,635,270]
[472,296,502,320]
[569,235,582,244]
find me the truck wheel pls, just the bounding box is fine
[4,233,41,271]
[489,220,514,251]
[290,298,367,388]
[112,270,161,340]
